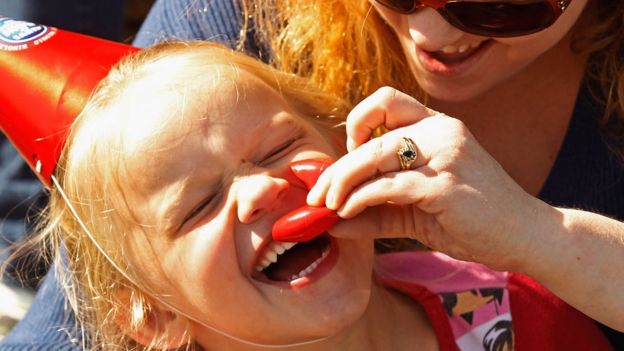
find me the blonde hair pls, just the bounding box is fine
[242,0,624,155]
[36,41,347,350]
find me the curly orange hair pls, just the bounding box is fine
[242,0,624,156]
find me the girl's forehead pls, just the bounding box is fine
[113,66,283,152]
[108,65,297,182]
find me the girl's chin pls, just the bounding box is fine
[196,290,370,350]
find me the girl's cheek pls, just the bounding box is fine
[183,210,237,264]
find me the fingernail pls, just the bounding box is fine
[307,187,319,205]
[326,191,336,209]
[336,208,347,219]
[306,191,316,205]
[347,140,354,152]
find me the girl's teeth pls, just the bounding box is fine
[257,240,331,279]
[275,245,285,255]
[281,242,297,250]
[266,251,278,263]
[256,242,299,272]
[256,258,271,271]
[289,246,331,281]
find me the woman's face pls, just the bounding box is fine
[370,0,589,101]
[109,62,374,347]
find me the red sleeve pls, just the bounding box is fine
[508,273,613,351]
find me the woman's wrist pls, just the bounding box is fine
[516,206,607,282]
[491,196,560,274]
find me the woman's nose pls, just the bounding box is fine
[236,175,290,224]
[407,8,464,47]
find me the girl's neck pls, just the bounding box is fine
[430,31,588,195]
[309,282,437,351]
[204,282,437,351]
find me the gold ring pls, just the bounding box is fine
[397,137,418,170]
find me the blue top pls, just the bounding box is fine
[1,0,623,349]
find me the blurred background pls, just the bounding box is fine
[0,0,155,42]
[0,0,155,339]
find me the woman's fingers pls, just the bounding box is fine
[307,126,428,210]
[336,170,432,218]
[312,86,438,212]
[346,87,436,151]
[327,201,434,242]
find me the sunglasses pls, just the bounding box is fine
[375,0,571,37]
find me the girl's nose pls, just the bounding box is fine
[236,175,290,224]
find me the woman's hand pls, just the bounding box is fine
[308,87,543,270]
[306,87,624,330]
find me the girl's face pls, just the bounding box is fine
[110,63,374,347]
[370,0,589,101]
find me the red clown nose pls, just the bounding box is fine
[0,16,139,187]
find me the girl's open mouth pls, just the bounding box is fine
[253,234,334,283]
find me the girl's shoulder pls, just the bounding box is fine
[374,251,612,351]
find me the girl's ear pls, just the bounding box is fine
[114,287,191,349]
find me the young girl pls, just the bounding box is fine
[37,41,611,350]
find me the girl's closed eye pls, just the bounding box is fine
[259,137,298,165]
[178,128,304,232]
[179,190,221,232]
[258,128,305,166]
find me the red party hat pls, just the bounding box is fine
[0,16,139,187]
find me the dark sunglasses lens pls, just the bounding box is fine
[375,0,419,14]
[443,2,556,37]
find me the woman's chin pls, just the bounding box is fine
[417,78,495,103]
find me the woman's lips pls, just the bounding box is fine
[417,39,493,76]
